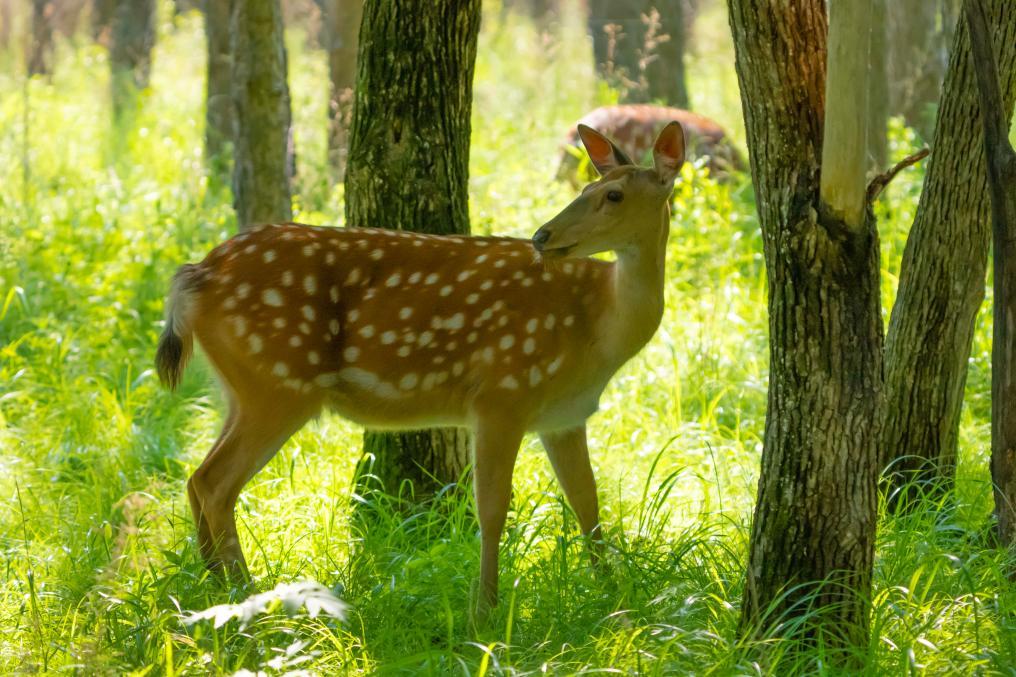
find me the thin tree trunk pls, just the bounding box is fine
[882,0,1016,504]
[887,0,955,140]
[29,0,54,76]
[728,0,883,654]
[644,0,689,109]
[321,0,361,181]
[204,0,233,173]
[345,0,481,495]
[966,0,1016,547]
[230,0,293,228]
[109,0,155,126]
[867,0,888,171]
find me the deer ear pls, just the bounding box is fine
[577,124,634,176]
[652,121,686,184]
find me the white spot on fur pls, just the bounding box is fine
[263,288,284,307]
[499,375,519,390]
[345,268,361,285]
[236,283,251,299]
[529,366,542,386]
[347,309,360,323]
[289,335,302,347]
[525,318,538,334]
[303,245,314,257]
[399,307,413,320]
[523,337,536,355]
[371,249,384,261]
[329,286,340,303]
[385,273,401,287]
[273,362,290,378]
[544,314,556,330]
[247,333,263,353]
[564,315,575,327]
[344,346,360,362]
[440,285,453,297]
[302,305,316,321]
[273,317,287,329]
[359,325,375,338]
[299,322,311,335]
[476,254,488,263]
[308,351,320,365]
[381,330,397,344]
[263,250,276,263]
[480,280,493,291]
[452,361,465,376]
[499,335,515,350]
[446,313,465,331]
[232,316,247,337]
[425,273,439,285]
[547,355,563,374]
[304,275,317,295]
[315,372,340,387]
[329,319,340,335]
[466,293,479,304]
[397,345,411,357]
[418,331,434,347]
[223,296,237,310]
[400,373,419,390]
[282,270,294,286]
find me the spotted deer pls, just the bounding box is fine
[557,104,743,186]
[155,121,686,616]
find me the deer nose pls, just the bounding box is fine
[532,228,551,251]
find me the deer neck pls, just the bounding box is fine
[600,205,669,362]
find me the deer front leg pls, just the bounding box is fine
[472,417,524,619]
[539,425,604,564]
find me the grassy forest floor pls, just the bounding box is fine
[2,1,1016,674]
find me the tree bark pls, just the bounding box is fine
[204,0,233,173]
[728,0,883,654]
[109,0,155,125]
[230,0,293,228]
[29,0,54,76]
[966,0,1016,547]
[345,0,481,496]
[882,0,1016,504]
[321,0,361,181]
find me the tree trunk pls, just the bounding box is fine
[321,0,361,181]
[966,0,1016,547]
[204,0,233,173]
[728,0,883,654]
[881,0,1016,504]
[109,0,156,126]
[29,0,54,76]
[644,0,689,109]
[345,0,480,496]
[230,0,293,228]
[867,0,889,171]
[887,0,956,140]
[588,0,690,107]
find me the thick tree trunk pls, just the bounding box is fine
[321,0,361,181]
[29,0,54,76]
[728,0,883,653]
[109,0,155,125]
[588,0,690,107]
[882,0,1016,504]
[204,0,233,172]
[966,0,1016,547]
[230,0,293,228]
[345,0,480,495]
[887,0,956,140]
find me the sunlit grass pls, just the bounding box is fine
[0,0,1011,673]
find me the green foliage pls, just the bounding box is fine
[0,1,1010,674]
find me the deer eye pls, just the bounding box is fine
[606,190,623,203]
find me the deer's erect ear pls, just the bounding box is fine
[652,121,686,184]
[577,124,634,176]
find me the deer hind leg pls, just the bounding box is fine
[539,425,603,562]
[187,392,320,579]
[472,417,525,618]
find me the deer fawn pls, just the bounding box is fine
[156,121,686,616]
[557,104,741,186]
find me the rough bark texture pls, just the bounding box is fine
[588,0,689,108]
[867,0,889,171]
[230,0,293,228]
[966,0,1016,547]
[727,0,883,652]
[882,0,1016,502]
[29,0,54,76]
[109,0,156,125]
[887,0,957,139]
[204,0,233,170]
[345,0,481,495]
[322,0,361,180]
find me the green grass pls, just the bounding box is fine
[1,1,1014,673]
